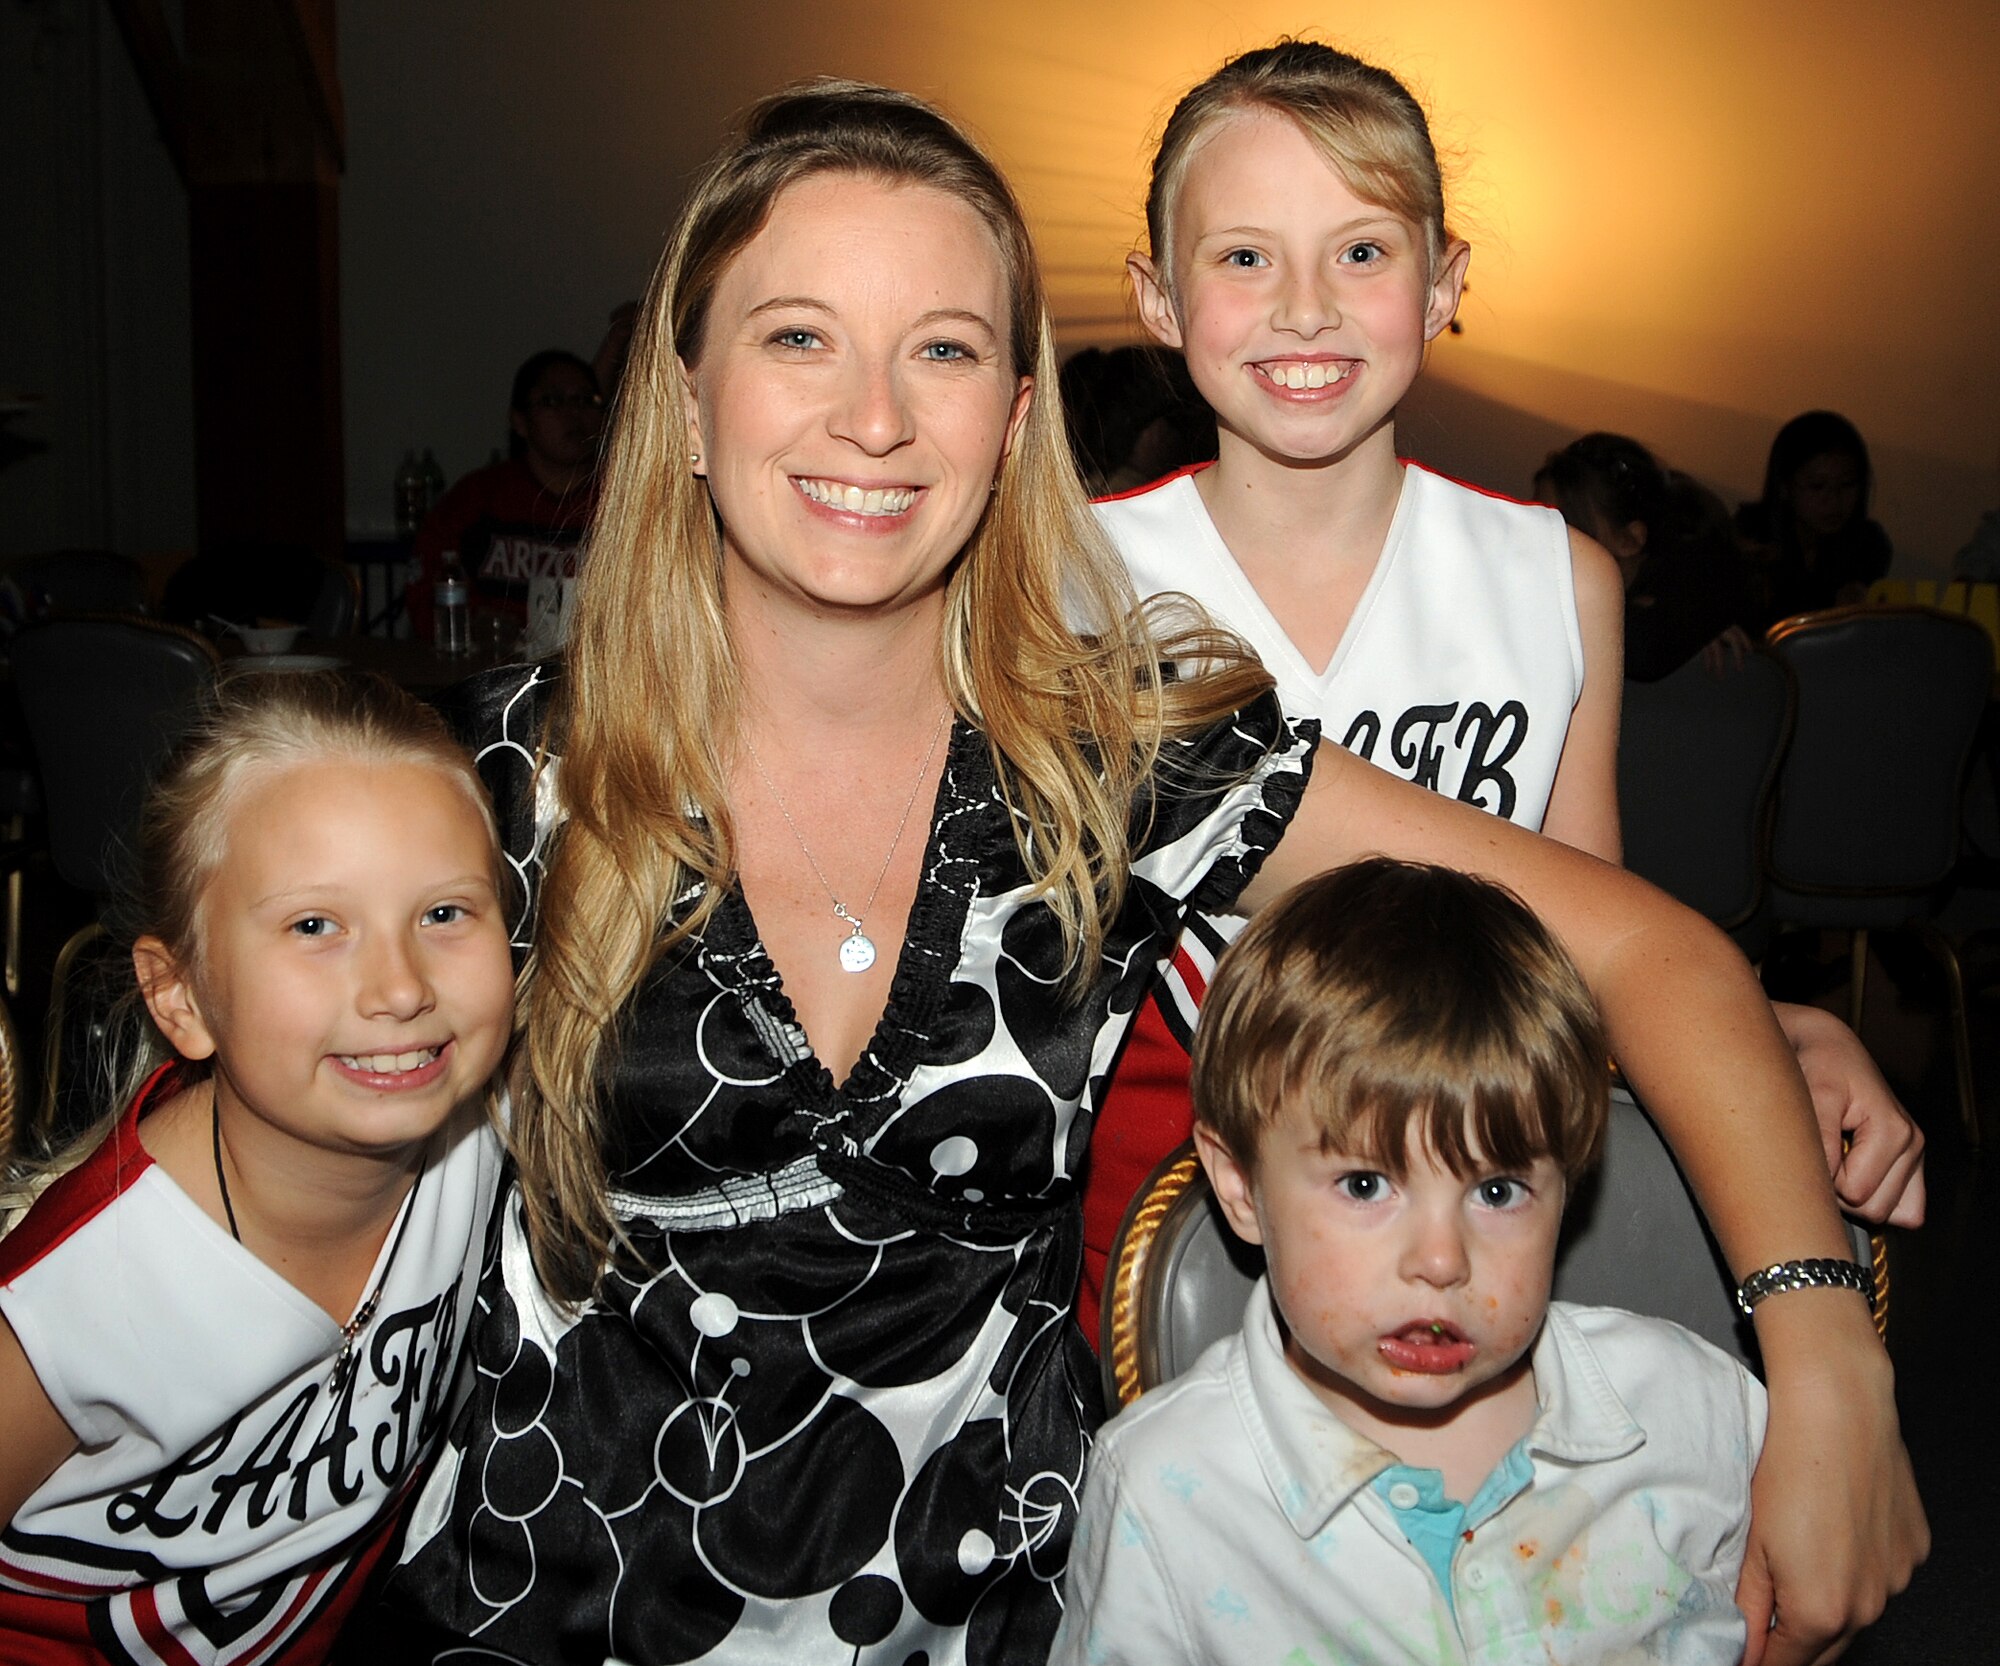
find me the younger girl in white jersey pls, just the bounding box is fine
[0,673,515,1665]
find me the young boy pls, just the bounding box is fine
[1055,858,1768,1665]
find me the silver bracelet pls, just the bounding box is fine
[1734,1257,1871,1316]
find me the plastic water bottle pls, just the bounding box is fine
[435,551,471,655]
[420,448,446,508]
[394,450,428,537]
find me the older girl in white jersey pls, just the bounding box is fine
[1085,40,1924,1666]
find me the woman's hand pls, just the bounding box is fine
[1738,1293,1929,1665]
[1771,1001,1926,1227]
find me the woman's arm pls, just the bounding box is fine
[1244,746,1926,1665]
[0,1313,77,1527]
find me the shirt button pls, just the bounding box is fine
[1464,1565,1488,1588]
[1386,1481,1422,1509]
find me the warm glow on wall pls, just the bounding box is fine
[911,0,1997,559]
[340,0,1997,563]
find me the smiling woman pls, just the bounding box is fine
[379,78,1919,1666]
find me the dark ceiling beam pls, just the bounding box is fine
[104,0,191,184]
[276,0,346,172]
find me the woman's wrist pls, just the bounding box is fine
[1734,1256,1871,1315]
[1751,1274,1891,1375]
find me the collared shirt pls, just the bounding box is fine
[1053,1282,1765,1666]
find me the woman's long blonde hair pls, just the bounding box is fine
[518,79,1271,1300]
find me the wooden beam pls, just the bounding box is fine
[276,0,345,173]
[104,0,190,184]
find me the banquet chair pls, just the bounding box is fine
[1617,648,1794,959]
[1763,605,1994,1148]
[304,554,362,639]
[2,550,148,618]
[10,616,219,1141]
[0,989,21,1168]
[1100,1089,1886,1407]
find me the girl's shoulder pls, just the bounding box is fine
[0,1069,171,1267]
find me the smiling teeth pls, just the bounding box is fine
[1260,362,1350,390]
[796,478,918,515]
[339,1048,441,1074]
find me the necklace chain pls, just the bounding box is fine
[742,707,950,973]
[210,1085,428,1394]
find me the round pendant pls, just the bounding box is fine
[838,931,878,974]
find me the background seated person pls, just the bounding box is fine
[407,349,603,641]
[1735,410,1892,630]
[1535,433,1756,682]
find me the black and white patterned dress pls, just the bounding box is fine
[391,667,1313,1666]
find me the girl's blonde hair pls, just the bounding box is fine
[1145,39,1451,286]
[519,78,1270,1300]
[3,672,500,1220]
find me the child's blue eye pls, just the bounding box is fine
[1474,1177,1529,1209]
[1222,247,1267,269]
[290,916,333,938]
[1334,1171,1387,1202]
[423,903,467,926]
[1340,241,1385,266]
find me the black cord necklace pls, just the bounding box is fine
[210,1087,429,1394]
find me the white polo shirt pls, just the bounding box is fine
[1054,1283,1765,1666]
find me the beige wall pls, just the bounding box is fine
[341,0,1997,569]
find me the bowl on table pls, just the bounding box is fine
[233,623,303,654]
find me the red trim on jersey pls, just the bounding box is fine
[1168,942,1207,1006]
[1092,456,1552,514]
[250,1565,329,1664]
[0,1552,105,1598]
[1397,457,1553,512]
[0,1587,96,1657]
[263,1519,396,1665]
[1091,460,1214,505]
[130,1585,202,1666]
[1078,988,1199,1347]
[0,1067,178,1284]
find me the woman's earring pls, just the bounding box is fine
[691,450,702,469]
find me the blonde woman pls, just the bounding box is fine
[388,81,1921,1666]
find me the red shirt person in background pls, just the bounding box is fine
[408,350,603,638]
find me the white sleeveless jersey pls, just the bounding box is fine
[0,1075,502,1665]
[1098,461,1583,830]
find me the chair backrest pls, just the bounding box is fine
[11,617,219,896]
[4,550,148,617]
[1101,1088,1882,1408]
[0,988,20,1168]
[304,556,361,638]
[1765,605,1993,895]
[1617,649,1794,931]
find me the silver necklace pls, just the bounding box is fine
[743,708,949,974]
[212,1086,428,1396]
